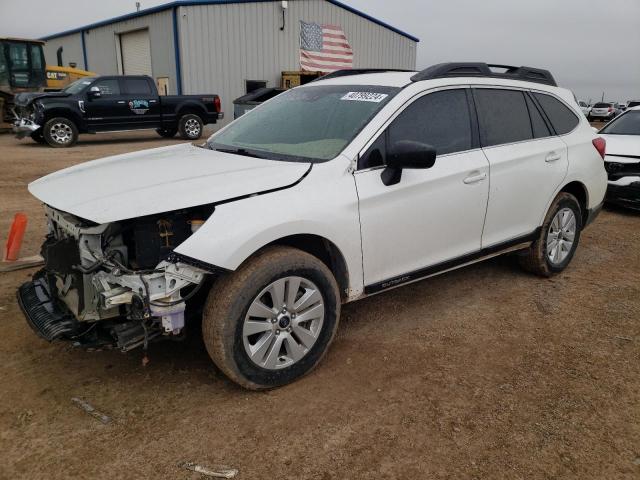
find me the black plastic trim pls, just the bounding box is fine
[166,252,231,274]
[364,228,541,295]
[316,69,415,82]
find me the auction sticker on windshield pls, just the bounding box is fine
[341,91,389,103]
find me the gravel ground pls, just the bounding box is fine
[0,126,639,479]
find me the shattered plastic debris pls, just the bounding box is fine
[71,397,111,424]
[178,461,238,478]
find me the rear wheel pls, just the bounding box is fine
[178,113,203,140]
[43,117,78,148]
[518,192,582,277]
[156,127,177,138]
[202,246,341,390]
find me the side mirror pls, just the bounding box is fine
[381,140,437,186]
[88,86,102,99]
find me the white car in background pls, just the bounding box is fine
[19,63,607,389]
[578,100,591,116]
[599,106,640,209]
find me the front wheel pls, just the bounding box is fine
[202,246,341,390]
[518,192,582,277]
[156,127,177,138]
[43,117,78,148]
[178,113,203,140]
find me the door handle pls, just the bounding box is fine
[463,172,487,184]
[117,101,126,104]
[545,151,561,162]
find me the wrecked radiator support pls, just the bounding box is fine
[20,205,213,352]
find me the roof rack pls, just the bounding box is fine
[410,63,557,87]
[316,68,415,81]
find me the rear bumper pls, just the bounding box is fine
[12,118,41,138]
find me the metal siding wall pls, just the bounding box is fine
[179,0,416,125]
[81,10,178,94]
[42,33,85,70]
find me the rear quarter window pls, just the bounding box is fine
[533,93,580,135]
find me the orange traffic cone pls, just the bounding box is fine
[0,213,44,272]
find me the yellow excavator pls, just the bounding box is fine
[1,37,95,129]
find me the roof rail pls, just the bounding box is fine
[410,63,557,87]
[316,68,415,81]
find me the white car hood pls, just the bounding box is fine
[601,134,640,159]
[29,143,310,224]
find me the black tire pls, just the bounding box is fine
[43,117,78,148]
[156,127,177,138]
[202,246,341,390]
[518,192,582,277]
[178,113,203,140]
[30,129,46,144]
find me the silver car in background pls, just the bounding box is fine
[589,102,622,122]
[578,100,591,116]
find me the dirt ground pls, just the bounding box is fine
[0,126,639,479]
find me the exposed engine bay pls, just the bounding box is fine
[19,205,215,351]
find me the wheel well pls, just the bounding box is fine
[265,234,350,300]
[560,181,589,225]
[43,109,83,132]
[177,105,206,120]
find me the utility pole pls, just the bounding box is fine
[136,2,141,12]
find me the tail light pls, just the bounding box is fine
[608,106,613,112]
[592,137,606,160]
[214,96,221,113]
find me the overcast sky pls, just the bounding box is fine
[1,0,638,102]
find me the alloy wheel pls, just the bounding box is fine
[546,208,576,265]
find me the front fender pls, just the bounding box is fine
[174,160,364,298]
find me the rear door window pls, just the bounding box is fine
[533,93,579,135]
[124,78,153,95]
[474,89,533,147]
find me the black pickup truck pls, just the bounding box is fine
[13,75,223,147]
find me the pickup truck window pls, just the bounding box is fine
[208,85,399,162]
[124,78,153,95]
[62,78,95,94]
[94,79,120,96]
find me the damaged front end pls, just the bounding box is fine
[18,205,215,351]
[12,96,43,138]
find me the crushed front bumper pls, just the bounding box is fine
[13,118,41,139]
[17,272,79,341]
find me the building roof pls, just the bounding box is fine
[41,0,419,42]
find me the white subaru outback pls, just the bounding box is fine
[19,63,607,389]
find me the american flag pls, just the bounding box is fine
[299,21,353,72]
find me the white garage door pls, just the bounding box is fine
[120,29,152,76]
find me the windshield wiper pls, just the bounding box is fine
[213,147,264,159]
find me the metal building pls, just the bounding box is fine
[41,0,418,124]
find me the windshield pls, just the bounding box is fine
[63,78,95,94]
[600,111,640,135]
[208,85,399,162]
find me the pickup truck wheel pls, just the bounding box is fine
[518,192,582,277]
[43,117,78,148]
[30,129,46,144]
[202,246,341,390]
[156,127,177,138]
[178,114,203,140]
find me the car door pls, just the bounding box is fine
[84,78,131,131]
[474,88,569,247]
[354,88,490,291]
[121,77,162,129]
